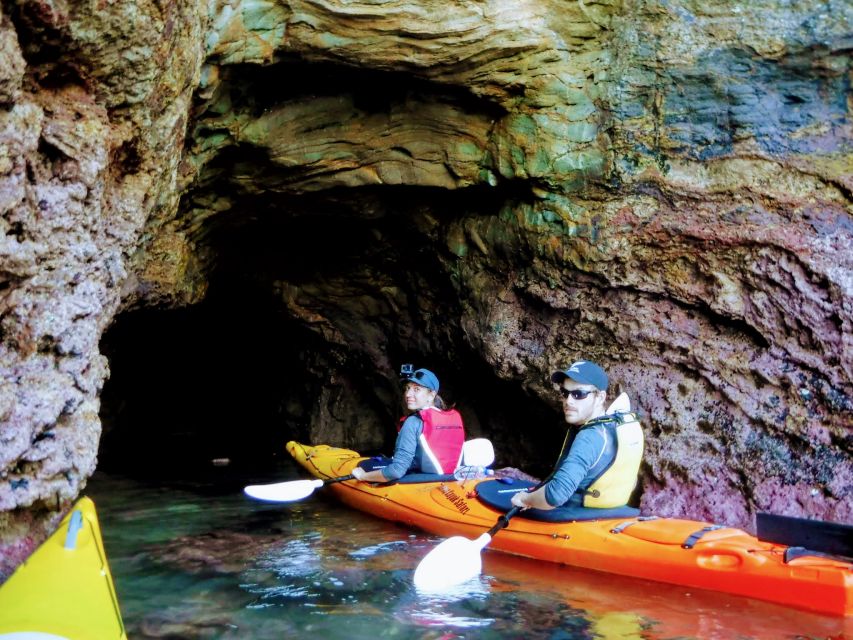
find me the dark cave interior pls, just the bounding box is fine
[98,186,562,481]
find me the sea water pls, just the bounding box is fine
[86,464,851,640]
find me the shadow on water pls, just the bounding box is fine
[85,465,851,640]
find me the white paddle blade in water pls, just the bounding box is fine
[243,479,324,502]
[413,533,492,591]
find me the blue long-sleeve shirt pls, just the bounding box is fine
[543,423,615,507]
[380,415,422,481]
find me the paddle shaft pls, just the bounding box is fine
[486,506,522,537]
[324,474,355,485]
[485,478,545,537]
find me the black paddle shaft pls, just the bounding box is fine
[325,474,355,485]
[487,506,522,537]
[484,479,549,537]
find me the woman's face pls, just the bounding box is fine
[404,381,436,412]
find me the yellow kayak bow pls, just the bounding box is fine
[0,496,126,640]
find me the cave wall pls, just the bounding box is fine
[0,0,850,577]
[0,0,206,573]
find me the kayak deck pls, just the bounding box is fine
[0,496,127,640]
[287,441,853,617]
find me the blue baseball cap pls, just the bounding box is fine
[401,367,440,392]
[551,360,608,391]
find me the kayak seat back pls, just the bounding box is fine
[476,478,640,522]
[461,438,495,467]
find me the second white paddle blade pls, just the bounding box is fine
[413,534,492,591]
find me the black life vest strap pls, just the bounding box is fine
[681,524,725,549]
[609,515,659,534]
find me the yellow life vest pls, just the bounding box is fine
[582,411,644,508]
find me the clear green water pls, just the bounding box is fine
[86,466,850,640]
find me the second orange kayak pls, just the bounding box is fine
[286,441,852,617]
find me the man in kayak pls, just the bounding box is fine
[511,360,642,511]
[351,366,465,482]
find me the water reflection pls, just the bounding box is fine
[405,576,496,629]
[349,540,411,559]
[481,552,850,639]
[85,468,851,640]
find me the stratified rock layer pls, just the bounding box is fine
[1,0,850,577]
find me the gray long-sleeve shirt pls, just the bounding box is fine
[380,415,423,481]
[543,423,615,507]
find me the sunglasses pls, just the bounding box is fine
[559,388,596,400]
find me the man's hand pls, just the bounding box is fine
[510,486,555,510]
[352,466,366,481]
[510,491,530,509]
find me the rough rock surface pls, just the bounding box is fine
[0,0,205,573]
[1,0,851,578]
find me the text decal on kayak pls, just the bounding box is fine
[438,484,470,515]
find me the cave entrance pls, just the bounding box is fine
[98,284,311,478]
[98,186,560,482]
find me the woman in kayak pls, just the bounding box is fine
[351,365,465,482]
[511,360,643,511]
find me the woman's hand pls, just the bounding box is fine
[351,467,366,481]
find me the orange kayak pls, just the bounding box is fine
[287,441,853,617]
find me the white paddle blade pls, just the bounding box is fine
[243,479,324,502]
[413,533,492,591]
[461,438,495,468]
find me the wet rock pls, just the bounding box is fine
[147,531,282,575]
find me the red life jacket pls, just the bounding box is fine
[398,407,465,474]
